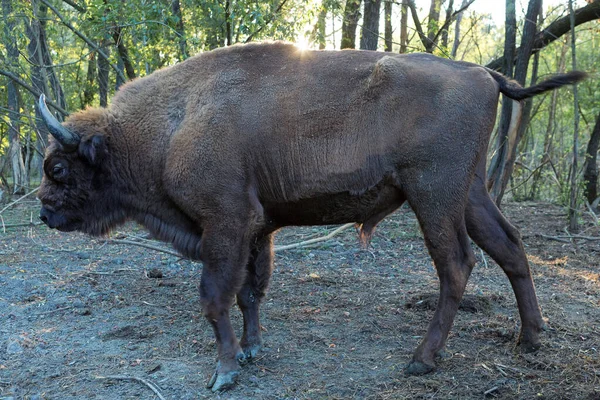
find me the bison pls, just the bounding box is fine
[37,42,585,392]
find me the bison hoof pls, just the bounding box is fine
[242,343,262,361]
[405,360,435,376]
[206,361,241,392]
[517,340,541,354]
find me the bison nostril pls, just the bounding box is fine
[40,215,48,224]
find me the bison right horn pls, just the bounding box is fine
[38,94,80,149]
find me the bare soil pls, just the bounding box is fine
[0,201,598,399]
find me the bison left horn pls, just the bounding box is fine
[38,94,80,149]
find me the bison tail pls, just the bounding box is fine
[486,69,587,101]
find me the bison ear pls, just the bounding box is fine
[78,134,107,166]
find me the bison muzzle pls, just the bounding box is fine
[37,42,585,392]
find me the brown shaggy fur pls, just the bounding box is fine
[37,42,585,391]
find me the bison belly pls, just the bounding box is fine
[263,181,404,227]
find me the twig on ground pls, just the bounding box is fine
[1,222,43,230]
[103,238,183,258]
[96,375,166,400]
[0,187,40,215]
[36,306,72,315]
[484,386,499,396]
[28,231,77,252]
[538,233,600,242]
[538,234,571,243]
[274,223,354,251]
[83,268,137,275]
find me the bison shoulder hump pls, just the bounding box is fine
[367,56,407,92]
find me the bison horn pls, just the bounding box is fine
[38,94,80,149]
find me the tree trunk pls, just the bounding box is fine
[26,0,51,176]
[98,37,110,107]
[341,0,361,49]
[112,27,136,80]
[2,0,26,194]
[360,0,381,50]
[440,0,454,50]
[584,112,600,207]
[384,0,392,51]
[488,0,541,205]
[115,52,125,90]
[26,0,50,98]
[317,6,327,49]
[171,0,188,59]
[38,1,71,111]
[83,46,96,107]
[530,35,568,200]
[224,0,232,46]
[568,0,580,232]
[400,0,408,53]
[487,0,517,204]
[426,0,441,52]
[451,0,469,58]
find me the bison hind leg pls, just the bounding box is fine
[465,178,544,352]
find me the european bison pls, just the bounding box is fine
[37,42,585,392]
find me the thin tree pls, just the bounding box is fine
[529,36,569,199]
[341,0,362,49]
[111,27,136,80]
[488,0,542,205]
[487,0,517,204]
[26,0,52,177]
[384,0,393,51]
[440,0,454,50]
[2,0,26,194]
[583,112,600,208]
[38,1,66,111]
[171,0,188,60]
[451,0,469,58]
[360,0,381,50]
[82,46,96,108]
[426,0,441,47]
[568,0,580,232]
[407,0,475,53]
[98,37,111,107]
[400,0,408,53]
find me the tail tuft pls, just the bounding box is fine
[487,69,587,101]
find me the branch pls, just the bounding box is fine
[486,0,600,71]
[61,0,86,13]
[406,0,429,51]
[95,376,166,400]
[431,0,476,49]
[103,238,183,258]
[0,187,40,215]
[39,0,127,83]
[537,233,600,242]
[244,0,289,43]
[274,223,354,251]
[0,70,69,116]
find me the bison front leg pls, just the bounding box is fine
[199,223,250,392]
[237,233,274,360]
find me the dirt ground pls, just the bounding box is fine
[0,199,598,399]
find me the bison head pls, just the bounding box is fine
[37,95,124,236]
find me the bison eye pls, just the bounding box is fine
[52,163,66,178]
